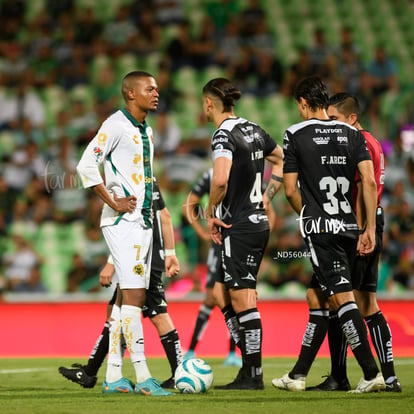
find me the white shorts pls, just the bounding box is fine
[102,219,153,289]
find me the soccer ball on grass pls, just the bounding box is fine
[174,358,213,394]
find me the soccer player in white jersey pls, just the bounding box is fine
[77,71,170,396]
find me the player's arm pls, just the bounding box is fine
[263,145,284,228]
[100,255,115,287]
[91,183,136,213]
[355,181,366,229]
[357,159,377,255]
[284,172,302,214]
[206,157,232,244]
[76,125,136,213]
[160,207,180,278]
[182,191,210,241]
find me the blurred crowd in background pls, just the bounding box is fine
[0,0,414,298]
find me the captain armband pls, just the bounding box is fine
[271,174,284,183]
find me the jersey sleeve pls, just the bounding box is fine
[191,169,211,198]
[282,130,298,174]
[76,118,122,189]
[261,127,277,155]
[354,130,372,164]
[211,129,235,162]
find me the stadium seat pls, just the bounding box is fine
[41,85,67,128]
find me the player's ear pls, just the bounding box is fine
[349,113,358,126]
[298,97,307,109]
[127,88,135,100]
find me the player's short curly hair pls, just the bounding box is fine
[121,71,154,101]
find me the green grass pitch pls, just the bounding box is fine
[0,357,412,414]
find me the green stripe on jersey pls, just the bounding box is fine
[139,125,152,228]
[121,108,153,228]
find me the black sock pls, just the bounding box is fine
[365,310,396,381]
[188,304,213,351]
[85,322,109,376]
[221,304,241,348]
[337,302,378,380]
[290,309,329,378]
[229,337,236,353]
[160,329,183,377]
[237,308,262,378]
[327,311,348,381]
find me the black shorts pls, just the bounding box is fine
[306,233,357,296]
[217,229,269,290]
[205,243,221,289]
[107,270,167,317]
[352,207,384,292]
[143,269,167,318]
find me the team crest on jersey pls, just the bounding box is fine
[133,264,144,276]
[93,146,103,161]
[97,132,108,144]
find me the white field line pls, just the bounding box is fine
[0,368,54,374]
[1,358,414,374]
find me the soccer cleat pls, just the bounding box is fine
[348,372,386,393]
[102,377,134,394]
[135,378,173,396]
[385,378,402,392]
[160,376,176,389]
[306,375,351,391]
[58,365,97,389]
[183,350,195,360]
[215,370,264,390]
[223,352,243,367]
[272,373,306,391]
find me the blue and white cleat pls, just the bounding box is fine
[102,377,134,394]
[135,378,173,396]
[223,352,242,367]
[183,350,195,360]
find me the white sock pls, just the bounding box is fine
[106,305,123,383]
[121,304,151,383]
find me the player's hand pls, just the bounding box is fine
[113,193,137,213]
[165,255,180,278]
[100,262,115,287]
[357,228,375,256]
[207,217,231,245]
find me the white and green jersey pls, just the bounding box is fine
[77,108,154,228]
